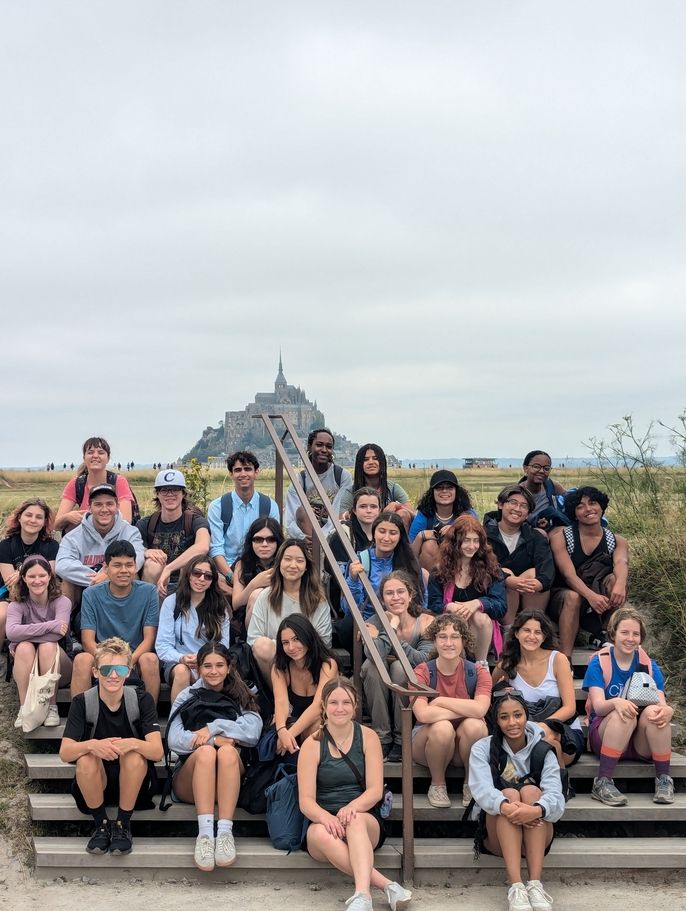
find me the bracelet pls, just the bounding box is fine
[534,802,546,818]
[276,725,288,733]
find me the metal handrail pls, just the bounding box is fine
[255,412,433,884]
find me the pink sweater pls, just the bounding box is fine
[6,596,71,645]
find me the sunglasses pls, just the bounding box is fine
[191,569,214,581]
[492,686,525,702]
[97,664,130,678]
[253,535,277,544]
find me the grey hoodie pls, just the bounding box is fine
[468,721,565,822]
[55,512,144,586]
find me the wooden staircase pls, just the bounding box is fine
[24,648,686,883]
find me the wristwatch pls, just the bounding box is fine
[534,802,546,818]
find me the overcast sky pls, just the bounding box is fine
[2,2,683,466]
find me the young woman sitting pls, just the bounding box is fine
[230,518,284,633]
[341,444,413,530]
[427,515,506,662]
[247,540,332,681]
[155,554,231,701]
[0,497,58,655]
[411,614,491,808]
[519,450,567,532]
[298,676,412,911]
[483,485,555,626]
[328,487,381,626]
[409,470,476,572]
[492,610,585,767]
[7,556,73,729]
[362,571,434,762]
[166,641,263,871]
[271,614,338,759]
[468,687,565,911]
[583,606,674,806]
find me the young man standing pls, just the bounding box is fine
[284,428,353,544]
[71,541,160,701]
[59,636,163,855]
[137,469,210,596]
[208,451,279,593]
[56,484,144,608]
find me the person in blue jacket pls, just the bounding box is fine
[427,515,506,662]
[409,470,476,572]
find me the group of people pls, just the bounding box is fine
[0,433,675,911]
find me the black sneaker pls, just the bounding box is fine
[86,820,111,854]
[109,819,133,855]
[381,742,393,760]
[387,742,403,763]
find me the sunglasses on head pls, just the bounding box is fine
[191,569,214,581]
[492,686,526,703]
[97,664,130,678]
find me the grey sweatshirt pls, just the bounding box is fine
[468,721,565,822]
[55,512,144,586]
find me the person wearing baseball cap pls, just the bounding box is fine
[136,470,210,597]
[409,470,477,572]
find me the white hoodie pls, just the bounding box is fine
[56,512,144,586]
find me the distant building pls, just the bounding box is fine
[463,457,498,469]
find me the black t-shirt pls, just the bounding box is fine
[136,512,209,582]
[62,688,160,742]
[0,536,59,586]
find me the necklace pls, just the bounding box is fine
[331,725,354,750]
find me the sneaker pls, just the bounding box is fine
[387,742,403,763]
[86,820,111,855]
[526,880,553,911]
[14,707,24,729]
[345,893,373,911]
[215,831,236,867]
[194,834,215,872]
[507,882,533,911]
[427,784,451,808]
[384,881,412,911]
[462,782,472,807]
[43,705,60,727]
[654,775,675,804]
[382,742,393,760]
[109,819,133,855]
[591,776,627,807]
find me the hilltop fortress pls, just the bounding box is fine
[182,357,363,466]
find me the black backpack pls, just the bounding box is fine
[220,492,272,535]
[75,470,141,525]
[144,507,201,547]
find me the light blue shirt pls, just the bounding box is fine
[208,490,280,566]
[155,594,231,664]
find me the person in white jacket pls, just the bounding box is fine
[468,688,565,911]
[166,642,262,873]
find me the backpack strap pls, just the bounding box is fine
[74,474,88,508]
[220,493,234,536]
[462,659,478,699]
[637,645,653,676]
[83,684,140,737]
[604,528,617,555]
[83,686,100,731]
[543,477,556,504]
[562,525,574,553]
[123,686,141,728]
[427,658,437,691]
[333,464,343,486]
[146,511,162,546]
[257,493,272,518]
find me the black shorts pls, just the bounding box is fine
[71,758,157,814]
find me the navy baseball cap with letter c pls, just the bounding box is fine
[154,469,186,489]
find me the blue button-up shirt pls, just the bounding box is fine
[208,490,280,565]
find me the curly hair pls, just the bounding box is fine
[268,540,325,618]
[436,515,500,593]
[13,555,62,603]
[499,610,558,679]
[197,641,259,713]
[226,450,259,472]
[415,481,472,520]
[425,613,476,659]
[378,570,425,618]
[314,676,359,742]
[235,517,284,585]
[4,498,54,540]
[175,554,230,642]
[563,486,609,521]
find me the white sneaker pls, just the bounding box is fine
[385,881,412,911]
[345,892,373,911]
[44,705,60,727]
[508,882,533,911]
[215,830,236,867]
[462,782,472,807]
[14,707,24,729]
[427,784,451,808]
[526,881,553,911]
[194,834,215,872]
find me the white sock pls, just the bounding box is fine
[217,819,233,835]
[197,814,214,838]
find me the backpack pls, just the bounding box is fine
[584,645,653,716]
[220,492,272,535]
[237,754,279,814]
[426,657,478,698]
[228,639,274,722]
[144,507,200,547]
[300,464,343,490]
[83,684,141,736]
[264,764,307,852]
[75,470,141,525]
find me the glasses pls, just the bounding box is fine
[191,569,214,581]
[503,499,529,511]
[158,487,183,494]
[253,535,277,544]
[528,464,551,473]
[97,664,130,678]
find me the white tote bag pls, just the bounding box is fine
[21,649,61,733]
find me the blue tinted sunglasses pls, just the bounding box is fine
[97,664,130,678]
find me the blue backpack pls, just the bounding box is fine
[264,764,308,853]
[426,657,477,697]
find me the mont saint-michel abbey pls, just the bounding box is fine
[223,356,326,453]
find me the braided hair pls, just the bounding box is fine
[314,676,359,742]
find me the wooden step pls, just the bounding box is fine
[29,791,686,824]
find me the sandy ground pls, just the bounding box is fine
[0,838,684,911]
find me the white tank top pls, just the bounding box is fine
[512,650,581,731]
